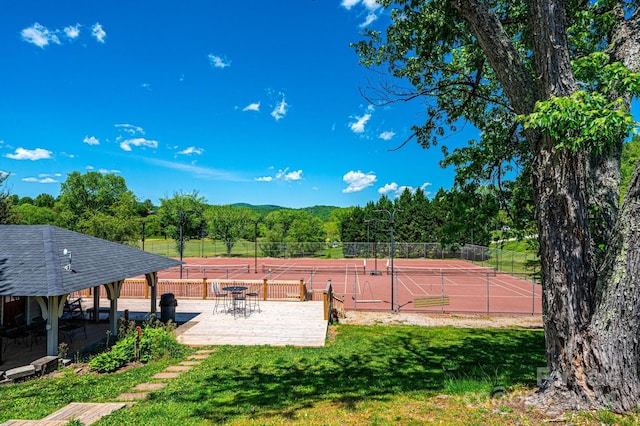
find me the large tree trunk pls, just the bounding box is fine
[454,0,640,414]
[526,0,640,413]
[587,167,640,412]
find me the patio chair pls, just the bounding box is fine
[60,298,87,341]
[231,290,247,319]
[246,287,261,313]
[212,283,229,314]
[1,313,30,353]
[28,316,47,348]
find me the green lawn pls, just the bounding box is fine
[140,239,338,259]
[3,324,632,424]
[1,325,545,425]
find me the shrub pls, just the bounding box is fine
[89,319,185,373]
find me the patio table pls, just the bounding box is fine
[223,286,248,317]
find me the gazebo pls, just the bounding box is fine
[0,225,182,356]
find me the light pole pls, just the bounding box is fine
[364,219,372,265]
[140,211,156,252]
[141,220,147,251]
[252,219,263,273]
[375,209,402,313]
[179,209,202,280]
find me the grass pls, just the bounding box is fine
[0,360,173,421]
[3,324,638,424]
[141,238,337,259]
[98,325,548,424]
[1,325,546,425]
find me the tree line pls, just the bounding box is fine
[1,135,638,256]
[1,170,517,254]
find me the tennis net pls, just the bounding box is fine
[390,265,497,276]
[261,264,361,274]
[187,264,251,273]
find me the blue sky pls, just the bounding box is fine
[1,1,466,208]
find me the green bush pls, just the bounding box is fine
[89,319,184,373]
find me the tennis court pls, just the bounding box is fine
[158,257,541,315]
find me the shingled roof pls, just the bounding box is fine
[0,225,182,296]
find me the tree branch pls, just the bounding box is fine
[451,0,539,114]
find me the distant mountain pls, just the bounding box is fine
[231,203,283,216]
[231,203,342,220]
[300,205,341,221]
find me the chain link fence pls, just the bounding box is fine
[140,240,540,283]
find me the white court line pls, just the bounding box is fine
[488,274,536,298]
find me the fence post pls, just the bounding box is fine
[323,291,329,321]
[263,279,268,301]
[441,273,445,314]
[299,279,305,301]
[203,277,207,299]
[532,277,536,315]
[486,273,490,315]
[323,282,333,321]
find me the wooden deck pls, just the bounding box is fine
[114,298,329,347]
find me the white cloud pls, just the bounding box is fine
[342,170,377,193]
[5,147,53,161]
[120,138,158,152]
[98,168,120,174]
[360,12,378,27]
[362,0,381,10]
[378,182,398,195]
[86,165,95,170]
[379,131,395,141]
[378,181,433,197]
[243,102,260,112]
[208,54,231,69]
[341,0,382,28]
[349,113,371,133]
[274,168,303,181]
[22,176,58,184]
[341,0,360,9]
[20,23,61,48]
[141,83,151,91]
[255,176,273,182]
[21,22,106,47]
[271,97,289,121]
[283,169,303,181]
[146,157,246,182]
[91,23,106,43]
[83,136,100,145]
[64,24,81,39]
[115,123,145,135]
[177,146,204,156]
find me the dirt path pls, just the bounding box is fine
[341,311,543,329]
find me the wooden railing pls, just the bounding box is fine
[71,278,308,302]
[320,281,345,321]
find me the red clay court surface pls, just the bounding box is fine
[157,258,542,315]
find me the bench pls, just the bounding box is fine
[413,295,450,308]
